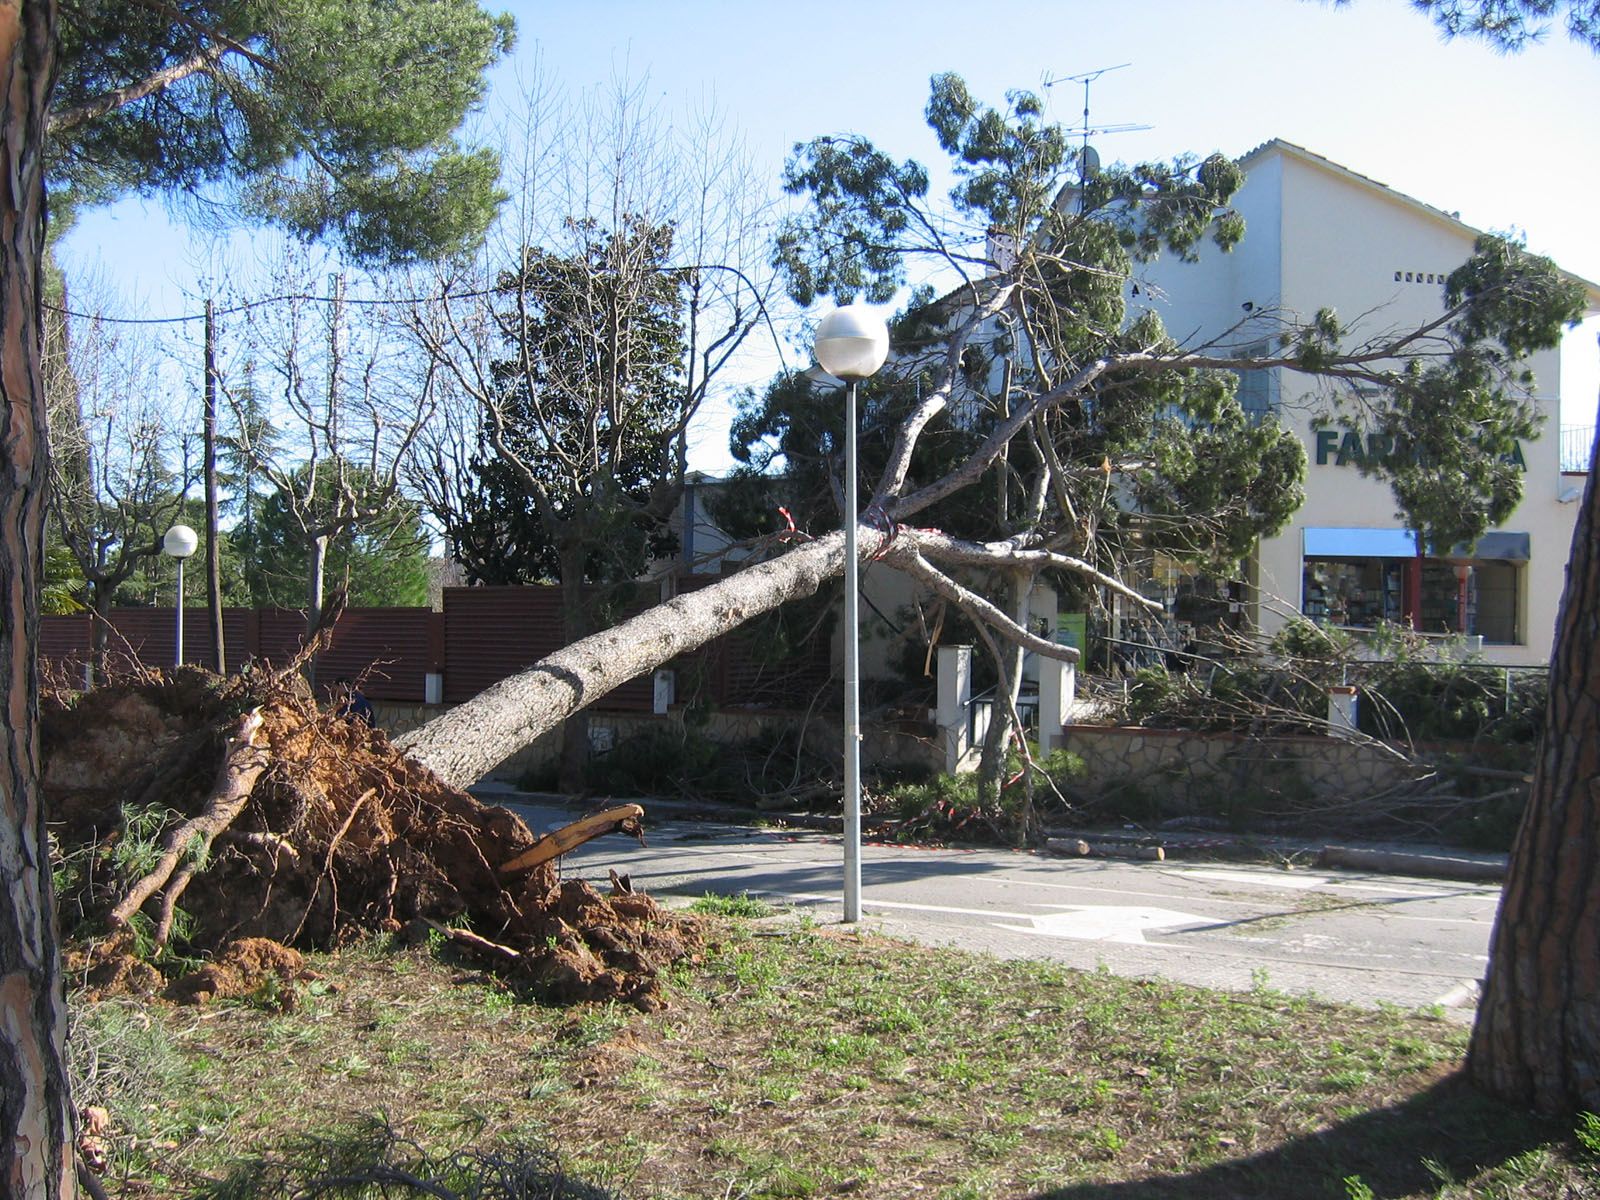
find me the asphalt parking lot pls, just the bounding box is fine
[489,788,1499,1017]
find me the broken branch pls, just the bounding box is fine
[888,550,1079,663]
[498,804,646,876]
[424,920,523,965]
[904,527,1163,612]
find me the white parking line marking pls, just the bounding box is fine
[1167,867,1496,898]
[1433,980,1482,1008]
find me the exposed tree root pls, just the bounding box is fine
[45,666,697,1011]
[108,708,269,941]
[499,804,645,875]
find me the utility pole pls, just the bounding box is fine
[204,297,226,673]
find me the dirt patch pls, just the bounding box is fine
[47,666,695,1009]
[519,881,702,1010]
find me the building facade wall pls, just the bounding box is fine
[1136,143,1585,666]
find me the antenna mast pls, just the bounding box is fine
[1043,62,1151,200]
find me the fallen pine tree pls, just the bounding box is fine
[44,662,692,1012]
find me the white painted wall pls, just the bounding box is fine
[1138,143,1585,665]
[1133,152,1283,353]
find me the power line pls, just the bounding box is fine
[42,286,498,325]
[42,261,792,371]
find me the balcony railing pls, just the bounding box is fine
[1561,426,1595,473]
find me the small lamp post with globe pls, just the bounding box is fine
[162,524,199,667]
[811,303,890,924]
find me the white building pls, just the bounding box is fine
[1133,139,1600,667]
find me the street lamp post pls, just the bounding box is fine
[163,524,199,667]
[813,304,890,924]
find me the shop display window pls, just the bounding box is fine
[1301,559,1403,628]
[1418,561,1461,634]
[1302,557,1520,643]
[1471,561,1518,644]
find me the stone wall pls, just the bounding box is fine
[1056,723,1423,813]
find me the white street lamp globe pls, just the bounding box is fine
[813,303,889,381]
[162,524,199,559]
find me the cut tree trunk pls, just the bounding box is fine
[1467,435,1600,1114]
[0,4,74,1198]
[398,533,852,790]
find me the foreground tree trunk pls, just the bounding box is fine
[399,534,850,790]
[1467,429,1600,1114]
[0,4,75,1198]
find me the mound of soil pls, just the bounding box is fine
[164,937,309,1009]
[46,666,695,1010]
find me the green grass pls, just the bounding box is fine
[70,918,1598,1199]
[688,890,776,919]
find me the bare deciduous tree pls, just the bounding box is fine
[45,291,193,677]
[225,251,435,651]
[407,76,778,786]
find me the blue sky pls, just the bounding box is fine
[482,0,1598,277]
[58,0,1600,469]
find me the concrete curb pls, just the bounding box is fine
[1316,845,1507,883]
[1043,825,1508,882]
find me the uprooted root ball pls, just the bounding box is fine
[47,666,697,1010]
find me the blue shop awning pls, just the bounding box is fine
[1303,527,1420,559]
[1303,527,1530,562]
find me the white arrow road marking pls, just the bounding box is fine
[993,905,1211,944]
[792,895,1207,944]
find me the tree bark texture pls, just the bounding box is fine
[1467,433,1600,1114]
[556,545,592,794]
[0,4,74,1198]
[398,534,850,790]
[976,572,1030,810]
[89,588,110,679]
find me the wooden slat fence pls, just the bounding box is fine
[39,579,833,711]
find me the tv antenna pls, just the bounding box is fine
[1043,62,1151,190]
